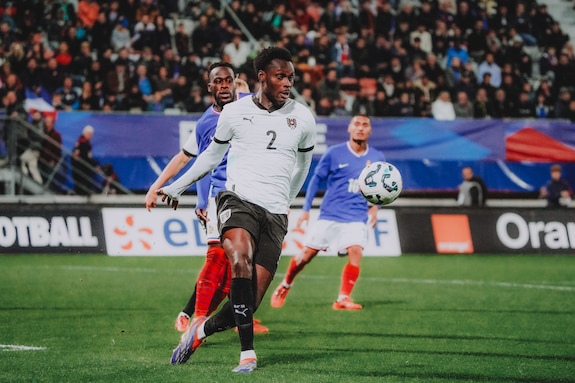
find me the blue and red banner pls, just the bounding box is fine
[51,112,575,193]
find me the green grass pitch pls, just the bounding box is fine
[1,254,574,383]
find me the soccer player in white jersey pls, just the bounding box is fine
[158,47,316,373]
[270,114,385,310]
[145,64,267,333]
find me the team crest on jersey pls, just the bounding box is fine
[219,209,231,224]
[286,117,297,130]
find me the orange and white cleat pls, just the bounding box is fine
[174,311,190,332]
[270,284,290,308]
[332,297,363,311]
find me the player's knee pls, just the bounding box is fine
[229,254,253,278]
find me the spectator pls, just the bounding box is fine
[153,15,172,55]
[393,92,415,117]
[223,33,251,70]
[39,114,64,193]
[105,61,128,101]
[56,75,81,111]
[79,81,102,111]
[492,88,514,119]
[431,90,455,120]
[71,125,100,195]
[445,38,469,68]
[375,1,395,38]
[422,53,445,84]
[91,12,112,53]
[539,164,572,208]
[19,110,44,184]
[2,90,28,165]
[316,68,341,102]
[351,87,374,116]
[372,90,393,117]
[410,23,433,54]
[151,66,174,110]
[532,4,555,46]
[174,22,191,57]
[171,74,191,110]
[413,74,436,103]
[332,32,354,77]
[454,91,474,118]
[554,88,572,120]
[457,166,488,207]
[110,18,131,52]
[55,41,73,74]
[473,88,494,118]
[535,94,553,119]
[477,72,497,100]
[185,86,207,113]
[192,14,216,57]
[512,2,536,46]
[78,0,100,29]
[132,13,156,52]
[477,52,502,88]
[554,54,575,91]
[414,92,432,117]
[513,91,536,118]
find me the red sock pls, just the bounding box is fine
[195,246,229,317]
[284,257,306,285]
[339,263,360,297]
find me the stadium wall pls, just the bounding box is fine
[1,204,573,255]
[30,111,575,194]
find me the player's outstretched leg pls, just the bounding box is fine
[270,255,309,308]
[170,316,207,364]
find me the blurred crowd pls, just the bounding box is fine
[0,0,574,120]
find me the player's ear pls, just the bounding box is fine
[257,69,265,82]
[207,82,213,93]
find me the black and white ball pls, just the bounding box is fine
[358,161,403,205]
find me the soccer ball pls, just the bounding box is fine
[358,161,403,205]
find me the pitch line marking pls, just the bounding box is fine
[0,344,47,352]
[58,266,575,292]
[282,274,575,292]
[364,277,575,292]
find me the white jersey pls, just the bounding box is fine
[215,96,316,214]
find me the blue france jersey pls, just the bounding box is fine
[303,142,385,223]
[194,105,227,209]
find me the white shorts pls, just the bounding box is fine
[304,219,368,253]
[205,196,220,244]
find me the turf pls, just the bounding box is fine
[0,254,574,383]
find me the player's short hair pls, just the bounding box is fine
[208,62,234,77]
[253,47,293,73]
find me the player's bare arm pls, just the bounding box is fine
[145,150,194,211]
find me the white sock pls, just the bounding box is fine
[240,350,257,362]
[197,321,206,340]
[282,280,292,288]
[337,294,349,302]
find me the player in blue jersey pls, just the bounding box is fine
[145,63,267,333]
[270,114,385,310]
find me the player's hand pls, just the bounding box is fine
[296,211,310,229]
[157,188,179,210]
[145,189,158,211]
[195,208,208,223]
